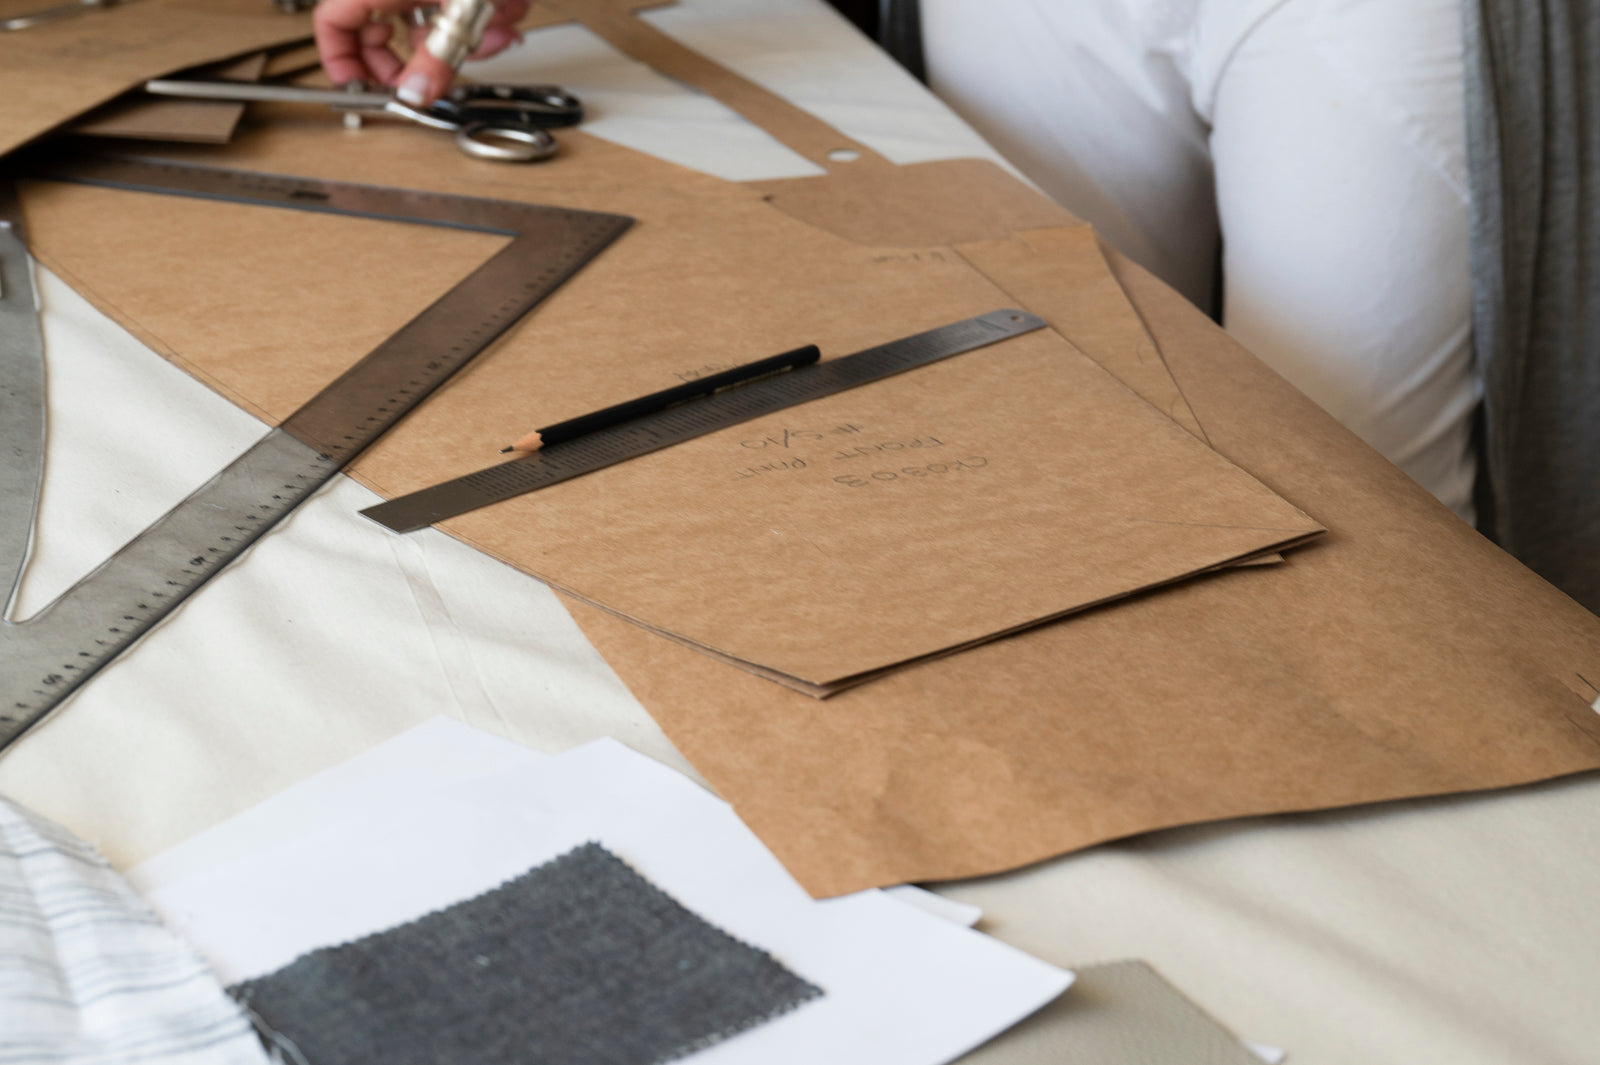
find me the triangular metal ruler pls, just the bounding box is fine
[0,151,631,750]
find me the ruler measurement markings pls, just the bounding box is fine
[360,309,1046,533]
[3,431,335,724]
[0,152,632,749]
[42,156,530,235]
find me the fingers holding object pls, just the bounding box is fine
[316,0,530,103]
[477,0,531,57]
[314,0,423,85]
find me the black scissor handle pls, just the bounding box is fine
[432,84,584,129]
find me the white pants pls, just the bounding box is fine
[922,0,1478,520]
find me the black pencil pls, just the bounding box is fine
[499,343,821,452]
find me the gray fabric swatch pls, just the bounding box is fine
[1463,0,1600,613]
[231,842,821,1065]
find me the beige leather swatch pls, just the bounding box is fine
[966,962,1264,1065]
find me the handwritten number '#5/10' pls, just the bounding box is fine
[833,457,988,487]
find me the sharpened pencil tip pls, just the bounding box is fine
[499,446,514,453]
[507,430,544,453]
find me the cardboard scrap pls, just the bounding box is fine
[67,51,273,144]
[14,3,1600,898]
[0,0,312,159]
[69,96,246,145]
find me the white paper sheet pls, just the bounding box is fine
[1243,1040,1288,1064]
[127,717,541,892]
[885,885,983,928]
[134,719,1071,1065]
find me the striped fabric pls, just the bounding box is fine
[0,797,268,1065]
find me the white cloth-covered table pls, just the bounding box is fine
[2,2,1597,1062]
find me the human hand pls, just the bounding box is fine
[313,0,533,106]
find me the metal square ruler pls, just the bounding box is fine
[0,151,631,751]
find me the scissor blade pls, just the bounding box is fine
[1,0,116,33]
[143,78,393,111]
[0,202,46,617]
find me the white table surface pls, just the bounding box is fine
[2,2,1598,1062]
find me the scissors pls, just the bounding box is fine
[1,0,119,32]
[141,78,583,163]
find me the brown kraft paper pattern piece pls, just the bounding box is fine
[67,52,271,145]
[0,0,313,158]
[12,0,1600,897]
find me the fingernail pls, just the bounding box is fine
[397,73,431,105]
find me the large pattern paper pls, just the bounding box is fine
[16,0,1600,902]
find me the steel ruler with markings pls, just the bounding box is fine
[361,308,1048,533]
[0,152,632,752]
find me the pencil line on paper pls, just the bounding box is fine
[1562,714,1600,751]
[1145,338,1213,449]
